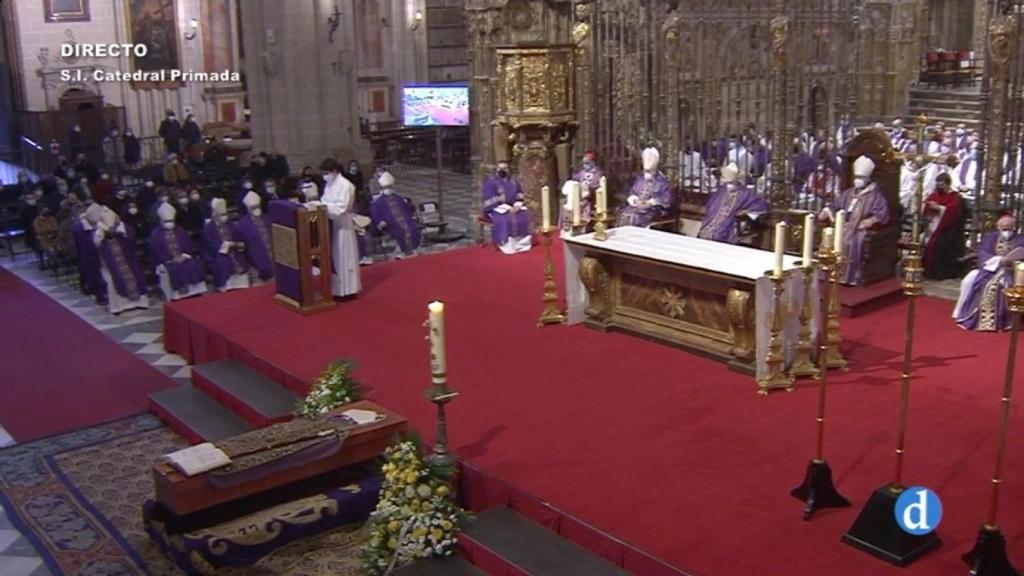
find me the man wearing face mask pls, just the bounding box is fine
[163,153,190,185]
[615,148,673,230]
[119,199,144,239]
[726,135,753,183]
[260,178,280,209]
[818,155,890,286]
[343,160,368,215]
[159,109,182,155]
[954,123,970,153]
[370,171,421,259]
[182,188,206,237]
[93,206,149,314]
[237,191,275,281]
[921,173,964,279]
[202,197,250,291]
[94,172,114,205]
[698,162,767,243]
[559,151,604,234]
[482,160,533,254]
[319,158,361,297]
[955,214,1024,331]
[150,202,207,301]
[953,144,980,197]
[107,186,129,214]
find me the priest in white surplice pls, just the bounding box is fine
[319,158,361,298]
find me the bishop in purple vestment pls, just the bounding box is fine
[202,197,250,291]
[238,191,275,280]
[94,206,149,313]
[370,172,421,257]
[75,204,107,303]
[616,147,674,228]
[559,152,604,232]
[150,202,206,298]
[697,162,768,243]
[820,155,891,286]
[954,215,1024,331]
[482,160,532,254]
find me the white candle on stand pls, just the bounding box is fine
[598,176,607,214]
[572,182,582,226]
[774,221,786,278]
[802,213,814,268]
[1016,262,1024,287]
[428,301,446,379]
[541,186,551,231]
[834,210,845,256]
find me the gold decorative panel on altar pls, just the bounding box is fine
[495,46,575,126]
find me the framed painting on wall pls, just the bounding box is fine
[126,0,183,88]
[44,0,90,23]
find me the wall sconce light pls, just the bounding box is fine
[184,17,198,40]
[327,5,342,43]
[410,10,423,31]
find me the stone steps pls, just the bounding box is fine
[191,359,300,427]
[393,557,488,576]
[148,386,255,444]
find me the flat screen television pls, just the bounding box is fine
[401,85,469,127]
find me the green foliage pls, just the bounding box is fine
[296,359,363,419]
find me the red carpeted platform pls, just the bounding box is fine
[0,267,174,441]
[163,243,1024,576]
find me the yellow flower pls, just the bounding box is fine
[388,537,398,549]
[412,527,427,538]
[441,520,453,531]
[430,528,444,541]
[435,485,450,497]
[404,471,418,484]
[388,521,401,533]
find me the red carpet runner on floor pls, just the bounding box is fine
[163,243,1024,576]
[0,267,174,441]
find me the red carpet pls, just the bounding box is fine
[164,243,1024,576]
[0,267,174,441]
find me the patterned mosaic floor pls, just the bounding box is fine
[0,164,478,575]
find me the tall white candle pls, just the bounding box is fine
[541,186,551,231]
[834,210,845,255]
[572,182,582,226]
[598,176,607,214]
[802,213,814,268]
[1016,262,1024,287]
[428,301,446,379]
[774,221,786,278]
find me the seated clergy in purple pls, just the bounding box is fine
[93,206,149,314]
[150,202,206,301]
[953,214,1024,331]
[371,171,421,259]
[818,155,891,286]
[75,203,108,304]
[237,191,275,281]
[202,197,250,291]
[697,162,768,243]
[482,160,532,255]
[615,147,674,228]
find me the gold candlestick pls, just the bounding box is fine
[961,285,1024,575]
[789,261,820,379]
[593,211,609,241]
[538,227,567,327]
[758,270,795,395]
[823,254,849,371]
[791,246,850,519]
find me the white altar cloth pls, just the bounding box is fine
[563,226,820,380]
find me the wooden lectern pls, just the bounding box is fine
[269,200,335,314]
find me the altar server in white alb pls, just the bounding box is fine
[319,158,361,297]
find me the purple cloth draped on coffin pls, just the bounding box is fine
[482,173,532,244]
[956,231,1024,330]
[73,221,106,298]
[237,214,275,280]
[149,226,205,291]
[370,193,421,253]
[201,219,248,289]
[269,200,301,301]
[98,231,147,299]
[615,172,674,227]
[697,184,768,243]
[830,183,890,285]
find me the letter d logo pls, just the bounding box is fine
[895,487,942,535]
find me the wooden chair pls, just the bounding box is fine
[844,130,902,285]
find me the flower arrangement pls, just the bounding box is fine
[296,359,363,418]
[360,439,469,575]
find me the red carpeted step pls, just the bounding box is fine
[191,359,299,428]
[149,386,254,443]
[392,557,488,576]
[838,277,904,317]
[460,507,631,576]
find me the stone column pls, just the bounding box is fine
[240,0,369,171]
[981,15,1016,234]
[972,0,989,57]
[769,0,790,208]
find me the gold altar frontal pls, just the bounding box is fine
[577,248,756,374]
